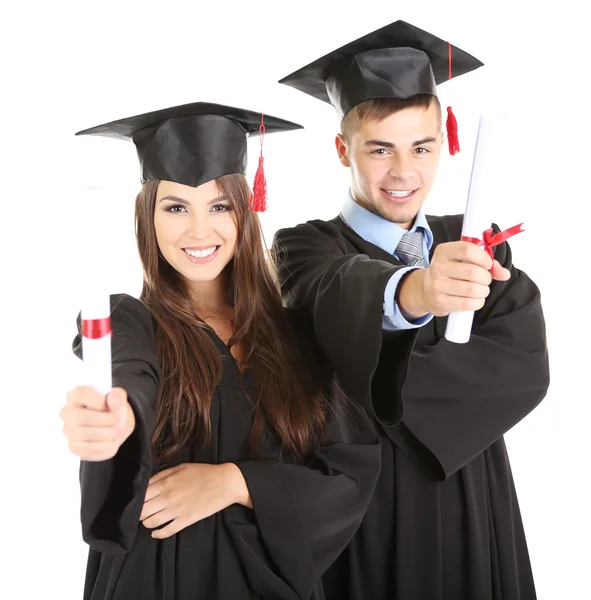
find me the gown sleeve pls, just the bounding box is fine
[273,220,416,423]
[225,385,381,600]
[399,228,550,480]
[72,293,161,554]
[274,219,549,484]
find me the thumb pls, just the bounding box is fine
[490,260,511,281]
[106,388,126,412]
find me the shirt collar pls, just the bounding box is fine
[340,189,433,255]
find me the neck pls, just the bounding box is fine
[188,270,232,315]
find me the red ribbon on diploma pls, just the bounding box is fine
[82,318,112,339]
[462,223,525,266]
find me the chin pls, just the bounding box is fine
[378,198,421,219]
[182,268,225,283]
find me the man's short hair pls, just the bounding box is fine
[340,94,441,141]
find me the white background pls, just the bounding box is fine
[1,1,588,598]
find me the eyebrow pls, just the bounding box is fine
[159,194,230,205]
[365,137,438,148]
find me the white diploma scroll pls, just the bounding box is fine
[444,115,495,344]
[76,182,113,395]
[81,294,112,396]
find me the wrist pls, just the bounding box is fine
[398,269,429,320]
[222,463,252,508]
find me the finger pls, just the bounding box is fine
[106,388,127,412]
[149,466,182,485]
[151,518,186,539]
[140,497,168,522]
[68,386,108,411]
[142,508,175,530]
[68,440,118,461]
[437,280,491,300]
[144,481,164,503]
[69,406,122,428]
[438,295,486,313]
[445,262,492,286]
[63,426,120,444]
[450,242,493,270]
[490,260,511,281]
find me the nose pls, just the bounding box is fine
[388,154,416,181]
[186,210,212,239]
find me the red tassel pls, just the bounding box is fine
[250,115,267,212]
[250,156,267,212]
[446,106,460,155]
[446,42,460,156]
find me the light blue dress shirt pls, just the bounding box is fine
[340,190,434,331]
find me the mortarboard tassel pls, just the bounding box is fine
[446,41,460,155]
[446,106,460,155]
[250,114,267,212]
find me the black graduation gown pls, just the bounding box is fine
[72,293,381,600]
[273,214,550,600]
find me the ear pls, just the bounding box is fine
[335,134,350,167]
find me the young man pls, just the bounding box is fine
[273,21,550,600]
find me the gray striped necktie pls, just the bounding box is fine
[396,230,426,267]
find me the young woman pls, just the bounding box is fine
[59,102,381,600]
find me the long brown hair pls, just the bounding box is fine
[135,174,327,465]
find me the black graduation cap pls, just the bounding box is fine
[75,102,303,210]
[279,20,483,153]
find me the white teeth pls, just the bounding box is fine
[185,247,217,258]
[387,190,414,198]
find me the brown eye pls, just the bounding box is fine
[211,204,232,213]
[166,204,187,213]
